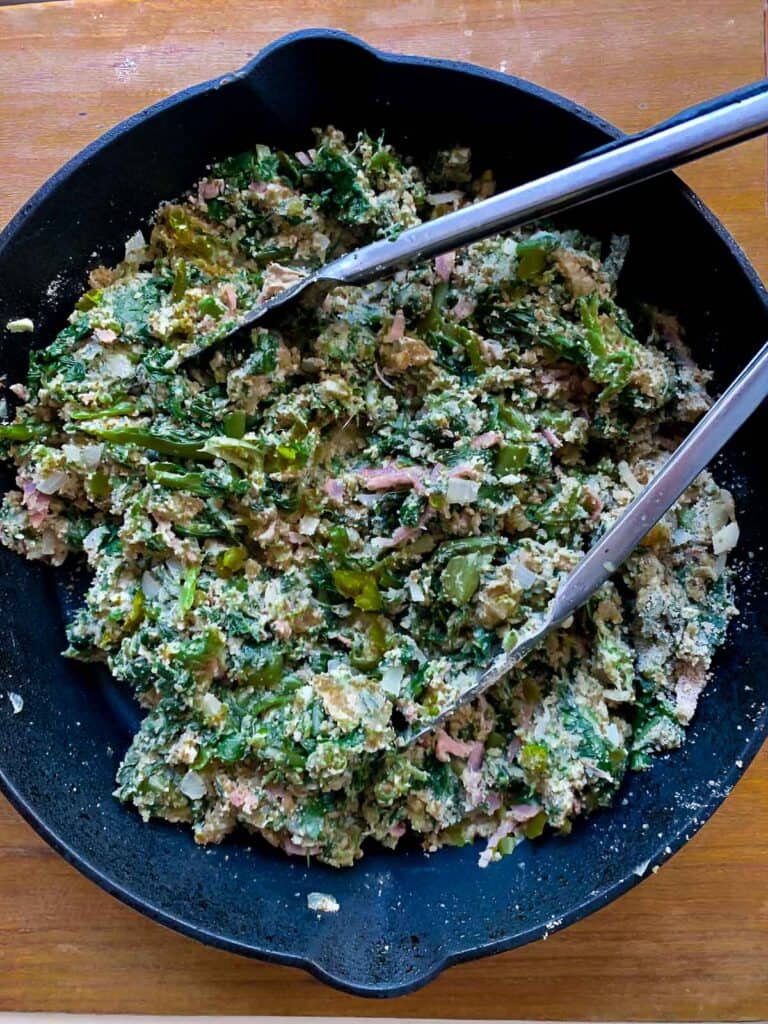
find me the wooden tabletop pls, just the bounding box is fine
[0,0,766,1018]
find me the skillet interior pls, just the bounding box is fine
[0,29,766,996]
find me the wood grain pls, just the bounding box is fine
[0,0,766,1018]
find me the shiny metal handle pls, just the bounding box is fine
[548,339,768,625]
[326,81,768,285]
[576,80,768,161]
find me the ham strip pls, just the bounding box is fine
[375,525,421,551]
[434,250,455,282]
[359,466,426,494]
[386,309,406,342]
[221,285,237,313]
[283,838,321,857]
[198,178,224,201]
[467,742,485,772]
[471,431,503,450]
[542,427,562,449]
[323,477,345,502]
[93,328,117,344]
[453,296,476,320]
[435,729,484,766]
[21,481,50,529]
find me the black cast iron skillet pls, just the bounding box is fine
[0,29,766,997]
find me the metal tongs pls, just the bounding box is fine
[208,78,768,739]
[204,79,768,345]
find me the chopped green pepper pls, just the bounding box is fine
[216,545,248,576]
[171,259,188,302]
[88,469,111,499]
[87,426,209,459]
[516,234,557,281]
[75,288,103,312]
[198,295,225,319]
[519,742,549,773]
[215,733,247,764]
[332,568,383,612]
[147,463,215,495]
[524,809,548,839]
[495,443,529,474]
[327,525,350,557]
[0,422,51,442]
[222,410,247,439]
[440,553,487,606]
[178,565,200,615]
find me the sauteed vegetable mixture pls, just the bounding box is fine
[0,129,738,867]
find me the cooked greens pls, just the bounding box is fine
[0,128,738,867]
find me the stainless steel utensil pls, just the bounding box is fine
[398,339,768,743]
[196,79,768,356]
[189,77,768,739]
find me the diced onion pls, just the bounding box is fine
[426,190,464,206]
[617,460,641,495]
[141,571,161,598]
[708,494,734,533]
[411,644,428,665]
[80,341,103,360]
[712,521,739,555]
[39,533,55,556]
[201,692,223,718]
[81,444,104,469]
[671,528,694,547]
[512,560,538,589]
[446,478,480,505]
[124,229,146,260]
[165,559,183,580]
[35,471,67,495]
[179,770,206,800]
[63,443,103,469]
[8,692,23,715]
[380,665,404,696]
[605,722,623,746]
[100,352,134,379]
[356,492,379,508]
[82,527,106,557]
[298,515,319,536]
